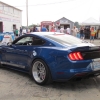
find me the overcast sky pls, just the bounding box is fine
[1,0,100,26]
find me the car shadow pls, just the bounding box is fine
[0,66,100,92]
[0,66,30,78]
[48,78,100,90]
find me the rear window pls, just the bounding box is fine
[45,34,87,45]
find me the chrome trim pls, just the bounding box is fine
[1,61,25,68]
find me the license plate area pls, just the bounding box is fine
[92,58,100,71]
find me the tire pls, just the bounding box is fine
[0,62,2,68]
[31,59,52,85]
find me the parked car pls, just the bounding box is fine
[0,32,100,85]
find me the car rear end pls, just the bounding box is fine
[67,46,100,81]
[43,33,100,81]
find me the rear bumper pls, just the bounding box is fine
[70,70,100,80]
[54,70,100,82]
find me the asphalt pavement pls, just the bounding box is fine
[86,39,100,45]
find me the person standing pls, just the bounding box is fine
[41,25,48,32]
[66,26,71,34]
[80,26,85,40]
[63,27,67,34]
[71,26,78,37]
[19,27,22,36]
[60,26,64,33]
[50,26,56,32]
[13,28,16,36]
[90,27,96,42]
[30,28,33,32]
[22,28,27,35]
[56,26,61,32]
[33,26,39,32]
[27,29,30,34]
[15,28,18,38]
[97,28,100,39]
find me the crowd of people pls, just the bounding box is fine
[13,25,100,43]
[72,26,100,43]
[17,25,71,35]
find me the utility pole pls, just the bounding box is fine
[26,0,28,27]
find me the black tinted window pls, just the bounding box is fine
[32,37,45,45]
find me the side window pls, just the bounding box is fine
[13,36,45,46]
[32,37,45,45]
[14,37,32,45]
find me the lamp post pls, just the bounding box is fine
[26,0,28,27]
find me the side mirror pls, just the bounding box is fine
[7,42,12,46]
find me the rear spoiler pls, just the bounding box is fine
[70,46,100,60]
[70,46,100,52]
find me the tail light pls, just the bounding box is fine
[68,52,83,61]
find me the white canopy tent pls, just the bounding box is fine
[80,18,100,26]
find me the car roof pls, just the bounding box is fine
[30,32,65,36]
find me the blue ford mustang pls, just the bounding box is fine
[0,32,100,85]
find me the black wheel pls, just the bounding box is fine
[31,59,52,85]
[0,62,2,68]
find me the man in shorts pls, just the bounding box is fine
[90,27,96,43]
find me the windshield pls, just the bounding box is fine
[45,34,87,45]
